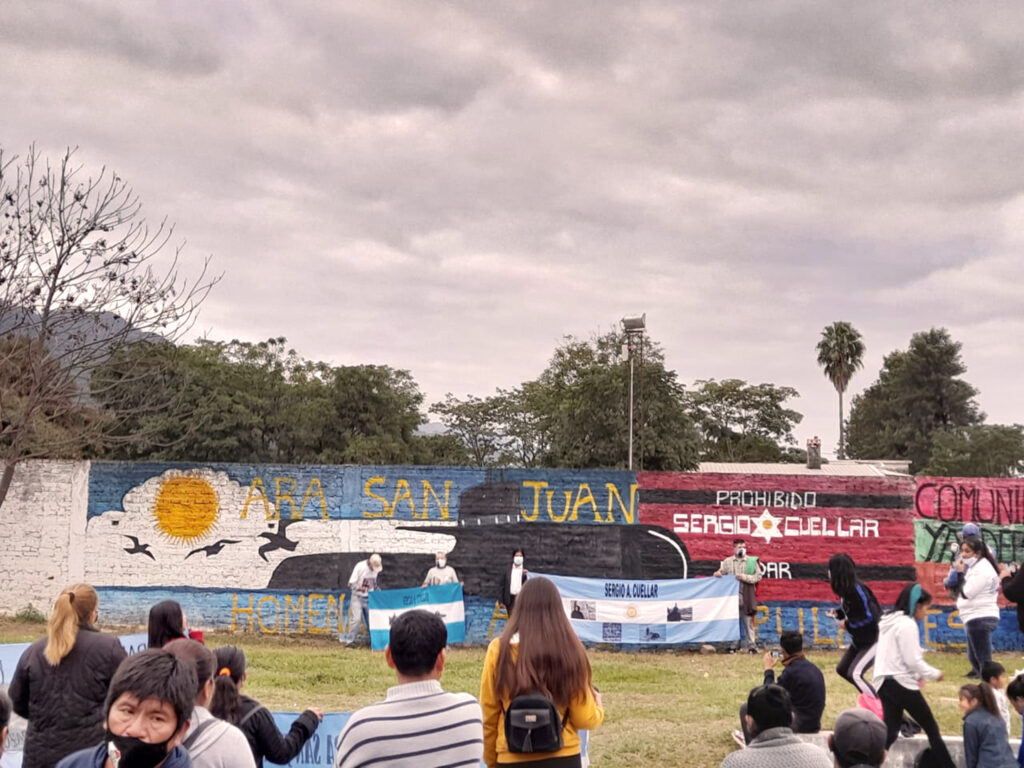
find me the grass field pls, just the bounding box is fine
[2,618,1019,767]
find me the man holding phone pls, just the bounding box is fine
[733,630,825,747]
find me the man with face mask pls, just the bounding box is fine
[422,551,459,587]
[56,648,196,768]
[714,538,762,652]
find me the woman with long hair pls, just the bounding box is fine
[148,599,189,648]
[959,682,1017,768]
[8,584,127,768]
[479,576,604,767]
[874,583,954,768]
[827,553,881,696]
[210,645,322,767]
[954,536,1001,679]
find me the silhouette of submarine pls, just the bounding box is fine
[268,479,690,600]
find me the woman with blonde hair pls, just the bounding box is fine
[9,583,126,768]
[480,576,604,767]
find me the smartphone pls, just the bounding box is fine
[771,650,781,659]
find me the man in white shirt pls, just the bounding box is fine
[347,553,383,645]
[422,552,459,586]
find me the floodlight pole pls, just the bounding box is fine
[628,349,635,470]
[621,314,646,471]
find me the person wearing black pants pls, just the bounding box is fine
[828,553,881,697]
[873,584,955,768]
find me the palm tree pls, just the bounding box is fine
[816,322,865,459]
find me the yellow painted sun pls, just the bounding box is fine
[152,476,219,544]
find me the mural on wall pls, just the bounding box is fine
[914,476,1024,608]
[637,472,917,604]
[85,464,688,632]
[66,463,1024,648]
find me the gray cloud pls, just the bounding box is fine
[3,0,1023,457]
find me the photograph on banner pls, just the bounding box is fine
[535,572,740,645]
[367,582,466,650]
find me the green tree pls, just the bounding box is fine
[97,339,430,465]
[846,328,983,472]
[816,321,865,459]
[684,379,803,462]
[921,425,1024,478]
[430,394,504,467]
[530,330,700,470]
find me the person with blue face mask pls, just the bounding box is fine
[56,648,196,768]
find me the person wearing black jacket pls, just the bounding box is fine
[829,553,882,697]
[209,645,322,767]
[9,584,127,768]
[734,630,826,745]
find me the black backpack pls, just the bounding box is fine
[504,693,568,753]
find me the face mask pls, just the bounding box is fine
[513,556,524,566]
[106,732,172,768]
[963,556,978,566]
[436,559,446,569]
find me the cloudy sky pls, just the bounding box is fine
[3,2,1022,458]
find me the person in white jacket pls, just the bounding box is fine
[873,584,956,768]
[954,537,1001,679]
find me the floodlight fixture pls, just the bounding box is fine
[621,314,646,333]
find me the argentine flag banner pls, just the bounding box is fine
[367,583,466,650]
[534,573,740,645]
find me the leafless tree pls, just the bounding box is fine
[0,145,218,507]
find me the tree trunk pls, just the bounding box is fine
[837,389,845,460]
[0,458,18,510]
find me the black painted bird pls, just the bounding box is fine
[185,539,241,560]
[122,535,155,560]
[257,519,299,562]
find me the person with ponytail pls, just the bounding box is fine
[827,553,881,697]
[960,682,1017,768]
[873,583,955,768]
[8,583,127,768]
[209,646,322,767]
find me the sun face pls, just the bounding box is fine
[152,475,219,544]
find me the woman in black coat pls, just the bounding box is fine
[209,645,322,767]
[9,584,127,768]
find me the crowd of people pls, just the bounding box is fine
[725,525,1024,768]
[4,573,598,768]
[4,528,1024,768]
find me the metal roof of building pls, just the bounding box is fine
[694,460,911,477]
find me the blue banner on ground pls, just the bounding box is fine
[534,572,740,645]
[367,583,466,650]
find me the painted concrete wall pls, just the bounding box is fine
[3,460,1024,650]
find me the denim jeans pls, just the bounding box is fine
[965,616,999,676]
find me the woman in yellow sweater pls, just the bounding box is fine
[480,577,604,767]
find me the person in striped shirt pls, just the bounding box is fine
[333,610,483,768]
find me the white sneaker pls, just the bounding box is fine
[731,730,746,748]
